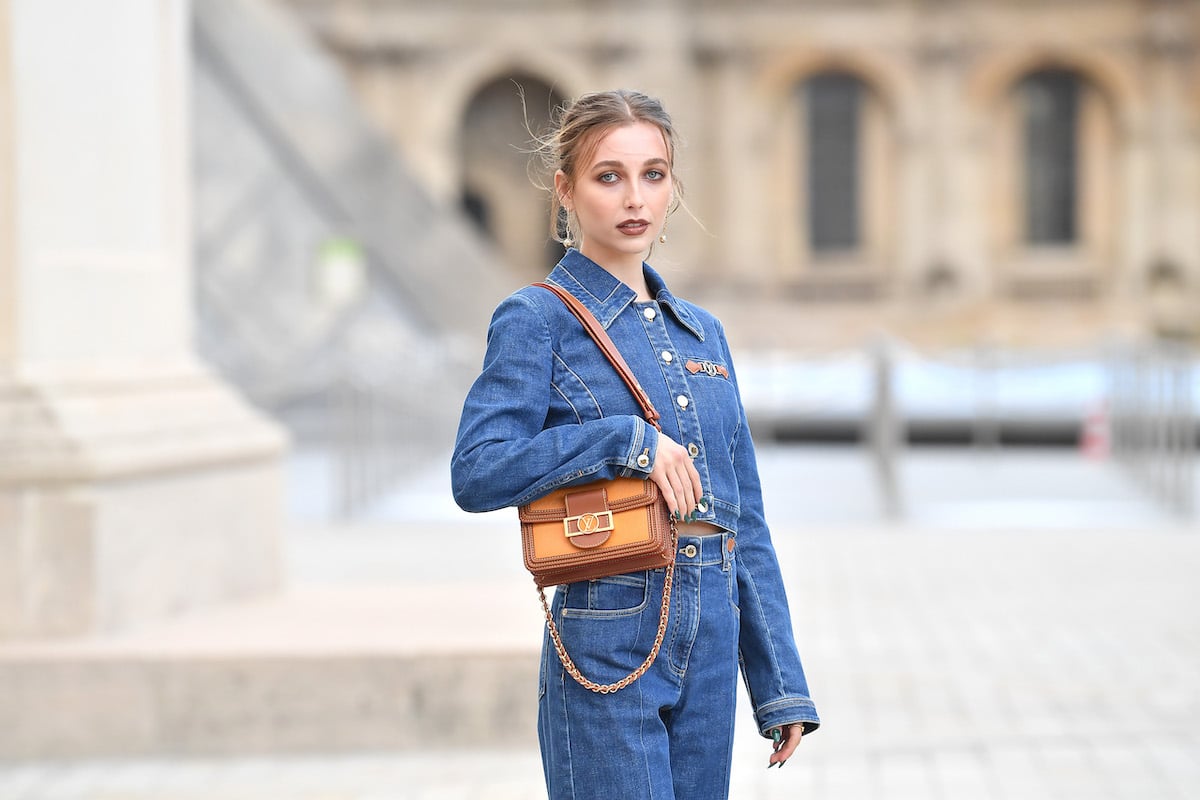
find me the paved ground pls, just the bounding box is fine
[0,447,1197,799]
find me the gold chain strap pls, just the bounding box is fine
[537,523,678,694]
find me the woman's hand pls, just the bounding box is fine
[648,434,703,520]
[768,724,803,768]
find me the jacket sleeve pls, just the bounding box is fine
[719,322,821,737]
[451,291,659,512]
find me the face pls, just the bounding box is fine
[556,121,674,272]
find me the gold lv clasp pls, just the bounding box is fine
[564,511,614,538]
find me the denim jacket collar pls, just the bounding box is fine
[547,249,705,341]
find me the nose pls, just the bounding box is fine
[625,182,644,209]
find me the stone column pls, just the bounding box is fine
[1146,10,1199,275]
[0,0,286,639]
[710,46,765,294]
[911,11,981,303]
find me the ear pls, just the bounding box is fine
[554,169,573,211]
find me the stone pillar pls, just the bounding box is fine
[1146,11,1199,276]
[709,47,766,294]
[911,12,982,304]
[0,0,287,639]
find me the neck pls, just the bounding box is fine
[592,255,651,302]
[617,266,652,302]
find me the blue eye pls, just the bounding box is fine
[599,172,619,183]
[646,170,664,180]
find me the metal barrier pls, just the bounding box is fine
[868,336,903,520]
[331,378,406,519]
[327,356,467,519]
[1109,339,1197,518]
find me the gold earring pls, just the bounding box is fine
[659,231,668,245]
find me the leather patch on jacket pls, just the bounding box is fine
[685,359,729,379]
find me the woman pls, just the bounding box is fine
[451,89,818,799]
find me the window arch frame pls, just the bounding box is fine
[767,60,901,300]
[972,54,1126,299]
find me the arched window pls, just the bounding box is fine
[461,75,565,276]
[989,64,1117,297]
[774,68,892,293]
[804,72,862,252]
[1018,69,1080,245]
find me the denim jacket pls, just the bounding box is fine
[451,249,820,737]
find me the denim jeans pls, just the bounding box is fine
[538,532,740,800]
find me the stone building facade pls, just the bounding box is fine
[283,0,1200,352]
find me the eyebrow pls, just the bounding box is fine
[591,158,669,170]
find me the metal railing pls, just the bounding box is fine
[326,376,452,519]
[1109,339,1197,518]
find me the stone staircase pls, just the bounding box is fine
[0,515,540,759]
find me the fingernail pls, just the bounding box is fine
[770,728,781,744]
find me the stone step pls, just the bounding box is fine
[0,583,541,759]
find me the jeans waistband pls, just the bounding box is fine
[675,531,734,567]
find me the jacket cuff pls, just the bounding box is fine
[622,417,658,477]
[754,696,821,738]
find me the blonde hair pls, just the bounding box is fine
[533,89,683,248]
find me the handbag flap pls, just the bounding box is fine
[518,478,660,522]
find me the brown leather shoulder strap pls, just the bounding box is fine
[533,282,661,431]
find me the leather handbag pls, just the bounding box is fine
[518,281,677,693]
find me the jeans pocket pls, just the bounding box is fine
[557,575,658,685]
[562,571,650,618]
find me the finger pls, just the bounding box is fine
[662,461,687,517]
[684,471,700,515]
[648,472,679,517]
[662,458,695,517]
[648,465,676,515]
[674,469,695,517]
[669,473,688,518]
[685,460,703,512]
[770,725,803,766]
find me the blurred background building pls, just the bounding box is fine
[284,0,1200,354]
[195,0,1200,513]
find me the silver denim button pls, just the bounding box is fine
[661,350,673,363]
[696,499,709,513]
[687,442,699,457]
[676,395,689,409]
[681,544,698,558]
[636,453,650,468]
[643,306,657,321]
